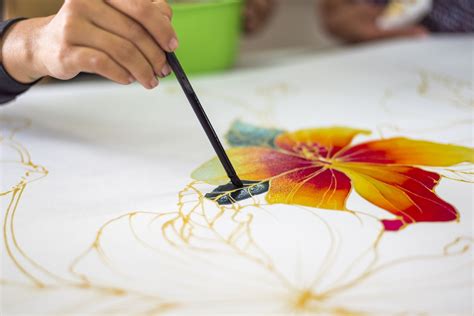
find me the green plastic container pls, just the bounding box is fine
[170,0,243,74]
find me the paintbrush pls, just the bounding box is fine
[165,52,244,188]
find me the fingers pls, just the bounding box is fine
[104,0,178,52]
[359,5,428,41]
[71,47,133,84]
[74,22,159,89]
[322,1,428,43]
[90,0,169,77]
[35,0,176,88]
[152,0,173,20]
[371,25,428,40]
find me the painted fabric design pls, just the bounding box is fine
[193,122,473,231]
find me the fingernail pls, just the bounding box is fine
[169,38,179,51]
[161,64,171,77]
[128,76,135,84]
[149,77,159,89]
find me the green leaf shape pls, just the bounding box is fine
[225,120,285,148]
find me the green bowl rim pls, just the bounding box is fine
[170,0,243,11]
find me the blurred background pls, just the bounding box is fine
[1,0,472,75]
[241,0,333,52]
[1,0,333,49]
[1,0,336,75]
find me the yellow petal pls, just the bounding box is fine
[337,138,474,166]
[191,147,311,185]
[275,127,370,157]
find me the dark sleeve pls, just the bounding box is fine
[422,0,474,33]
[0,18,38,105]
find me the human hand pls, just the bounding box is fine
[320,0,428,43]
[244,0,276,34]
[0,0,178,89]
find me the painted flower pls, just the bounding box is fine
[192,122,473,231]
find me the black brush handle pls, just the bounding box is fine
[165,52,243,188]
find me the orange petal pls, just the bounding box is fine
[191,147,311,185]
[275,127,370,157]
[337,137,474,166]
[335,163,458,231]
[266,167,351,210]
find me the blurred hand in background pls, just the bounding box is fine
[244,0,276,34]
[320,0,428,42]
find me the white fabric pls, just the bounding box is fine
[1,36,473,315]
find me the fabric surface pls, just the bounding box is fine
[1,37,472,315]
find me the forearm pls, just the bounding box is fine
[1,17,48,84]
[0,18,43,105]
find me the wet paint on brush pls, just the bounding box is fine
[205,180,269,205]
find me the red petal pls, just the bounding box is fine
[335,163,458,231]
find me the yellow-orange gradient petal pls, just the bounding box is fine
[192,147,312,185]
[266,167,351,210]
[335,163,458,231]
[337,138,474,166]
[275,127,370,157]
